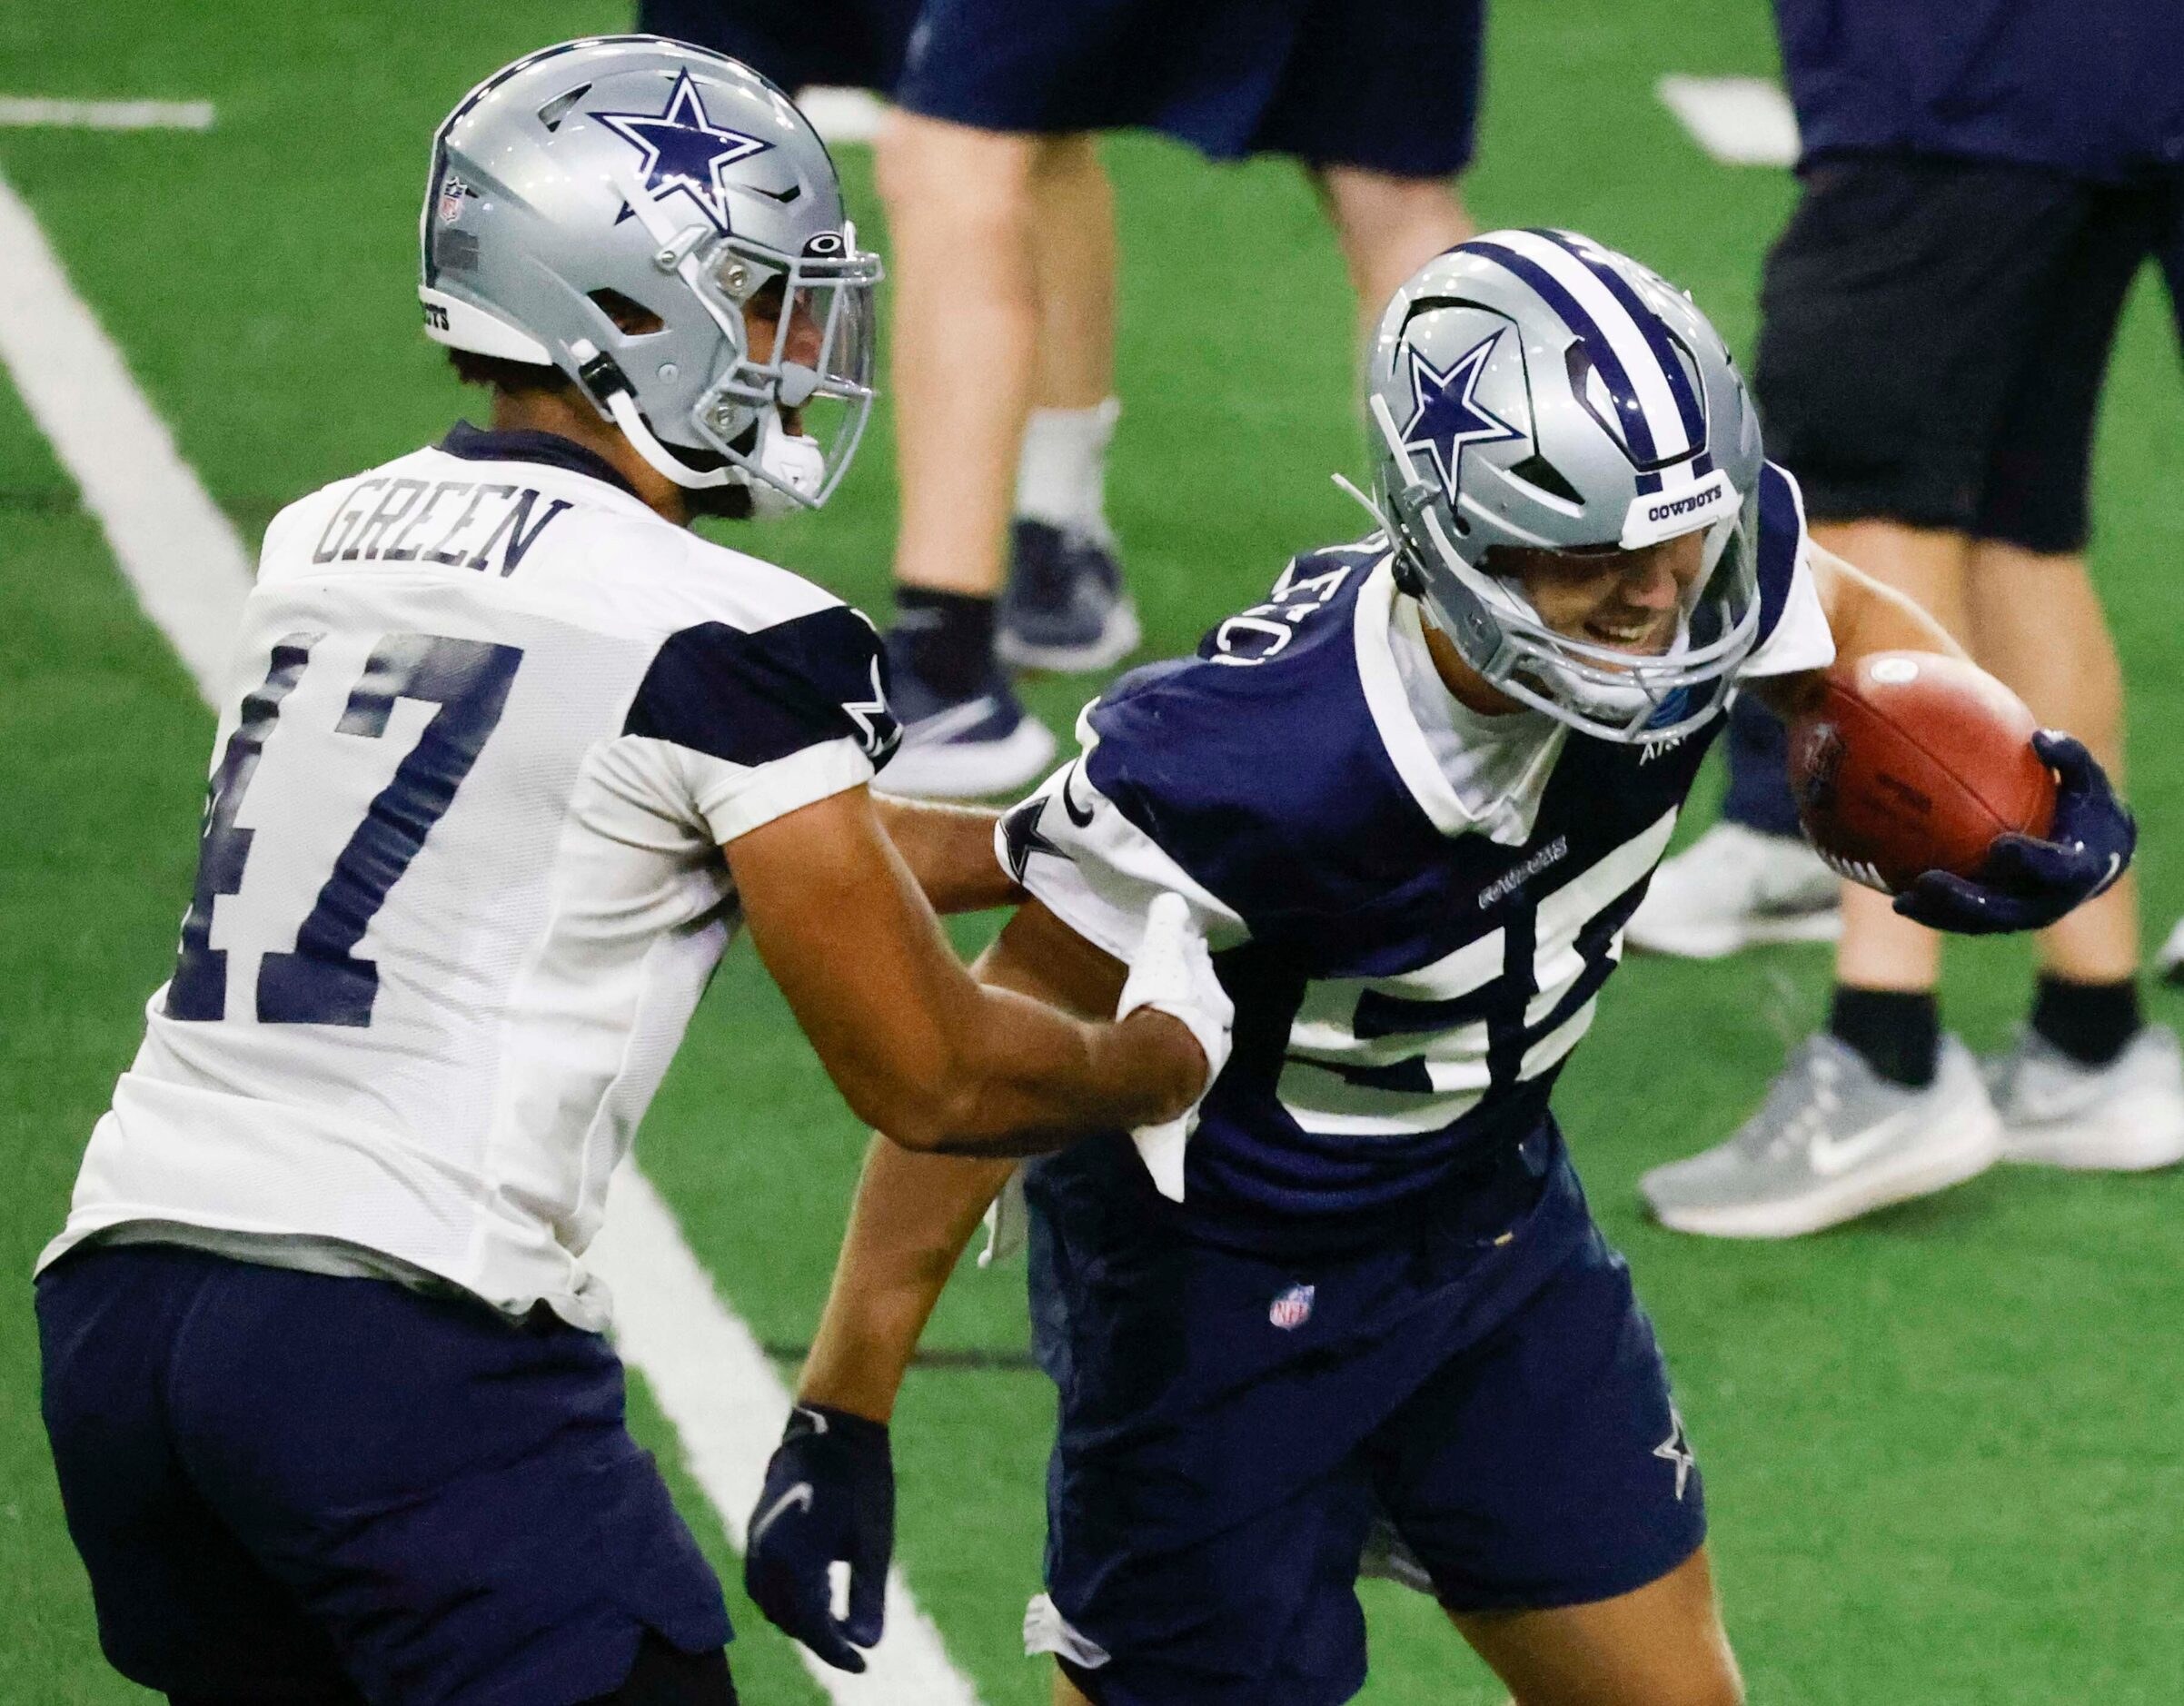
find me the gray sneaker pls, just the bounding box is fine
[1358,1514,1434,1595]
[1641,1034,2002,1238]
[998,519,1140,673]
[1983,1024,2184,1172]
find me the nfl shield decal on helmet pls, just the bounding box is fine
[1269,1283,1315,1330]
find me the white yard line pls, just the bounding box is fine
[0,172,252,698]
[0,96,215,131]
[0,161,981,1706]
[1655,75,1801,168]
[591,1170,986,1703]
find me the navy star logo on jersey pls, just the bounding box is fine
[591,71,770,233]
[1400,332,1522,501]
[999,794,1063,886]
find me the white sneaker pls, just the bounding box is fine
[1640,1034,2002,1238]
[879,650,1058,799]
[1625,823,1842,959]
[1983,1024,2184,1172]
[881,697,1056,798]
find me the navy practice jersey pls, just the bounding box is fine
[1003,461,1828,1244]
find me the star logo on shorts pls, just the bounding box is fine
[590,70,770,233]
[1399,332,1522,502]
[1653,1406,1695,1502]
[1000,794,1063,885]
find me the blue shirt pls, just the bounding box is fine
[1773,0,2184,182]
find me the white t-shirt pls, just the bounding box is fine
[39,430,898,1329]
[1382,545,1836,847]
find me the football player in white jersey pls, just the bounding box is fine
[33,38,1226,1706]
[740,235,2134,1701]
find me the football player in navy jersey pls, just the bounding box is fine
[32,40,1229,1706]
[743,232,2133,1702]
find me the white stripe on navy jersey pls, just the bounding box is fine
[1486,229,1696,461]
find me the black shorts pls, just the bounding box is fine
[1753,154,2184,553]
[36,1245,730,1705]
[640,0,1484,177]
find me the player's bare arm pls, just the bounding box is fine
[794,900,1121,1419]
[729,791,1204,1156]
[872,793,1027,914]
[1749,541,1964,718]
[742,900,1125,1670]
[470,258,1223,1155]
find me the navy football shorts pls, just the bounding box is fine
[640,0,1483,177]
[35,1244,730,1705]
[1755,156,2184,554]
[1023,1127,1705,1706]
[637,0,922,97]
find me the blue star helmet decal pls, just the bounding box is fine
[1400,331,1523,502]
[590,70,771,234]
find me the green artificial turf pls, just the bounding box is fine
[4,0,2181,1701]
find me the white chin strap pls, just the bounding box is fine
[601,387,738,490]
[743,411,825,518]
[599,380,822,513]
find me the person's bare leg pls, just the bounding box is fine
[1016,135,1124,550]
[1449,1547,1742,1706]
[1313,164,1476,342]
[1027,135,1115,413]
[1812,520,1972,993]
[1965,541,2138,983]
[877,111,1047,600]
[1053,1664,1096,1705]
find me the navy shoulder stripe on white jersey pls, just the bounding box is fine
[624,604,899,771]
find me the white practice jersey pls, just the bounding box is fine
[40,426,898,1327]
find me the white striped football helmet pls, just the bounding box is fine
[1364,229,1766,743]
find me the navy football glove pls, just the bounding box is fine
[744,1403,894,1671]
[1893,732,2134,936]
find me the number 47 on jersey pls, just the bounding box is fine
[166,631,521,1027]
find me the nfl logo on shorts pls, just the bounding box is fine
[1269,1283,1315,1331]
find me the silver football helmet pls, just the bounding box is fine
[1363,229,1765,742]
[421,36,881,513]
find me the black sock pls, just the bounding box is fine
[890,587,995,701]
[1830,987,1941,1089]
[2030,975,2140,1068]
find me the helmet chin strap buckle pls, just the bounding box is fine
[570,336,739,493]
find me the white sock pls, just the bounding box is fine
[1015,397,1119,541]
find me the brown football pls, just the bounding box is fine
[1786,650,2057,894]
